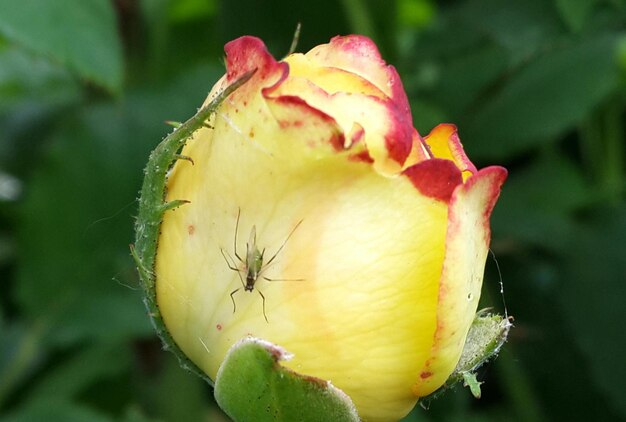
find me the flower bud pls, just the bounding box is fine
[148,35,506,421]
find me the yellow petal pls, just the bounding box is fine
[411,166,507,397]
[423,124,478,181]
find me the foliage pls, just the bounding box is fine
[0,0,624,421]
[214,338,360,422]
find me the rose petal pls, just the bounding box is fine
[306,35,409,109]
[302,35,414,172]
[285,53,387,98]
[268,63,412,173]
[403,159,464,203]
[224,36,283,82]
[264,95,345,153]
[423,124,478,180]
[412,166,507,397]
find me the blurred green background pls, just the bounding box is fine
[1,0,625,421]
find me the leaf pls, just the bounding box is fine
[149,356,214,422]
[121,407,162,422]
[0,46,81,113]
[455,0,562,65]
[0,399,114,422]
[555,0,597,32]
[558,208,626,417]
[214,337,360,422]
[168,0,217,22]
[27,343,131,402]
[15,106,153,346]
[411,98,449,136]
[463,35,620,160]
[0,322,45,407]
[0,0,123,93]
[218,0,350,54]
[490,154,592,250]
[14,64,226,347]
[434,45,508,116]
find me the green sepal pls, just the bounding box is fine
[132,70,256,384]
[423,312,511,402]
[160,199,191,213]
[165,120,183,128]
[214,337,360,422]
[175,154,195,165]
[461,372,482,399]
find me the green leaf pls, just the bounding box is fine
[168,0,216,22]
[214,337,360,422]
[455,0,561,66]
[555,0,597,32]
[122,407,162,422]
[0,46,81,113]
[0,399,114,422]
[411,98,449,136]
[434,45,508,117]
[0,0,123,93]
[27,343,131,402]
[149,356,214,421]
[464,35,620,160]
[558,208,626,417]
[0,322,45,408]
[490,154,593,250]
[397,0,435,29]
[13,65,228,348]
[15,105,153,345]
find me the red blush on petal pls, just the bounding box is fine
[349,150,374,163]
[264,94,345,151]
[404,159,463,202]
[224,36,281,81]
[384,114,413,166]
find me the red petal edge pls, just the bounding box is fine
[263,94,345,151]
[412,165,507,397]
[224,36,286,83]
[325,35,411,113]
[403,159,464,203]
[318,35,415,167]
[451,166,508,220]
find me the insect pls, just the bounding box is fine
[220,209,303,322]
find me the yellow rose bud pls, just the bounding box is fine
[154,35,506,421]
